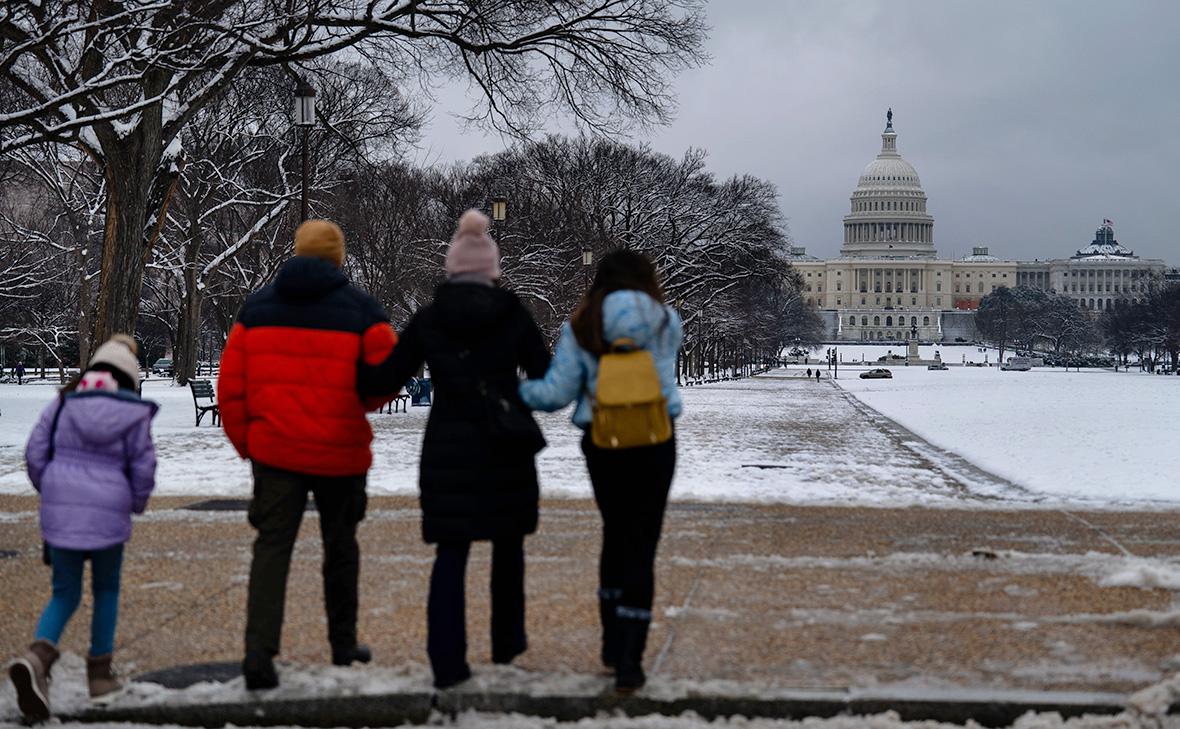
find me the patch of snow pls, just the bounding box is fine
[835,365,1180,504]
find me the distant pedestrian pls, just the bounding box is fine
[218,219,397,690]
[815,369,821,382]
[15,362,25,385]
[806,367,812,378]
[9,335,157,722]
[360,209,551,689]
[521,250,682,694]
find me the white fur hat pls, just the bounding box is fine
[88,336,140,387]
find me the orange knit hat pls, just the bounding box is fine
[295,219,345,267]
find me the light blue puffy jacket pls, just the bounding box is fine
[520,290,683,428]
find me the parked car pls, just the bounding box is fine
[927,362,948,371]
[859,368,893,379]
[151,358,173,376]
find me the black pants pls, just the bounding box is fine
[582,433,676,616]
[245,462,367,657]
[427,536,526,682]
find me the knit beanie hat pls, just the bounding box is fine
[89,335,140,388]
[444,209,502,281]
[295,219,345,267]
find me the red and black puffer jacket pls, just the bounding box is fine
[218,256,397,477]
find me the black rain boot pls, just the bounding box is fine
[598,588,623,669]
[331,643,372,667]
[242,650,278,690]
[614,608,651,694]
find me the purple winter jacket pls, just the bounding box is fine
[25,390,159,550]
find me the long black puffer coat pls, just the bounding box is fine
[368,282,551,543]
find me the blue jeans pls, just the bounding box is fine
[34,545,124,656]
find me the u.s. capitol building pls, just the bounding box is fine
[790,111,1166,342]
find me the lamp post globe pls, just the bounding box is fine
[491,197,508,222]
[294,80,316,222]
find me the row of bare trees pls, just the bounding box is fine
[334,137,822,383]
[2,130,818,383]
[1,59,419,381]
[975,282,1180,371]
[2,0,708,355]
[1099,280,1180,372]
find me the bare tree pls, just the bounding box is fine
[1,0,706,343]
[144,61,422,383]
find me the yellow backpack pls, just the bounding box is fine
[591,338,673,449]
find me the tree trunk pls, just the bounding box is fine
[91,118,178,345]
[175,280,203,386]
[76,244,93,366]
[93,153,155,343]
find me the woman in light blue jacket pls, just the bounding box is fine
[520,250,682,693]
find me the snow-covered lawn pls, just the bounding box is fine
[0,376,971,505]
[2,365,1177,508]
[836,365,1180,505]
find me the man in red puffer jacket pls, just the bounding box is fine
[218,219,397,689]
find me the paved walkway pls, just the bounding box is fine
[1,494,1177,698]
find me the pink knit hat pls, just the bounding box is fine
[445,209,502,280]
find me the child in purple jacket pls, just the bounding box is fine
[8,335,157,722]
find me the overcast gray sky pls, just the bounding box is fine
[414,1,1180,263]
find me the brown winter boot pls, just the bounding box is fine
[87,654,123,703]
[8,639,59,722]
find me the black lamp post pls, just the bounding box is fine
[294,80,317,221]
[581,247,594,292]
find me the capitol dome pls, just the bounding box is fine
[840,110,937,259]
[857,157,922,189]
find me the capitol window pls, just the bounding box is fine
[923,316,930,326]
[849,316,856,325]
[862,317,868,326]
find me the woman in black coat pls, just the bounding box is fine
[365,210,550,688]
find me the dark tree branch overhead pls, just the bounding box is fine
[0,0,706,342]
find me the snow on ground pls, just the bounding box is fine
[0,361,1177,507]
[0,376,985,505]
[5,655,1180,729]
[834,364,1180,504]
[33,710,1180,729]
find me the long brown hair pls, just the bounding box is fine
[570,250,665,356]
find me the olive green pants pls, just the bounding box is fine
[244,462,367,657]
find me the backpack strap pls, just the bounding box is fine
[46,397,66,462]
[609,337,639,353]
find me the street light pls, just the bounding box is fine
[581,247,594,292]
[491,196,508,222]
[294,80,317,222]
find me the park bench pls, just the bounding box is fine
[189,379,220,427]
[379,393,411,414]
